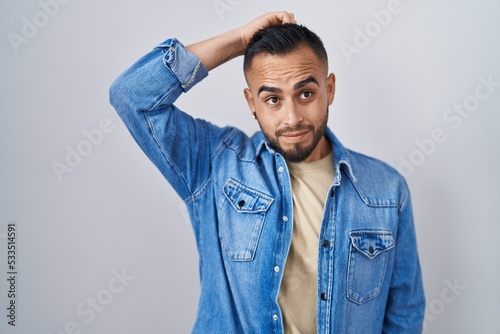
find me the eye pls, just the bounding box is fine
[266,96,280,105]
[299,91,313,100]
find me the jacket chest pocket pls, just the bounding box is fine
[218,179,274,261]
[347,230,394,304]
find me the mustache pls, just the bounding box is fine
[275,123,314,137]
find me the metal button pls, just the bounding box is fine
[278,166,284,172]
[274,266,280,273]
[321,293,328,301]
[238,200,245,207]
[273,314,278,321]
[282,216,288,222]
[369,246,374,254]
[322,240,330,248]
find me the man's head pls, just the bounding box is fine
[243,24,336,163]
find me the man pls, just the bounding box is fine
[110,12,425,333]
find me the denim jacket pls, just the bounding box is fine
[109,38,425,333]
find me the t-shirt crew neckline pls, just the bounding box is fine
[286,151,334,172]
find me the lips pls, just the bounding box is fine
[282,130,309,142]
[283,131,307,137]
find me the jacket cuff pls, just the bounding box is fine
[156,38,209,92]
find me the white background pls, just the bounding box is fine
[1,0,499,333]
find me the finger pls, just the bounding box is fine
[281,12,297,24]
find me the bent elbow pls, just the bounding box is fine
[109,74,130,117]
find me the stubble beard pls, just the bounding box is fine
[260,110,329,163]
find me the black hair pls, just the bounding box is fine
[243,23,328,72]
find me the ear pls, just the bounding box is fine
[327,73,336,105]
[243,88,256,117]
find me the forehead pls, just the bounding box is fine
[245,46,326,88]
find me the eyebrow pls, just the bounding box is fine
[258,86,281,95]
[257,76,320,96]
[294,76,319,90]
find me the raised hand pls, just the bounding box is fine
[238,11,297,47]
[186,12,297,71]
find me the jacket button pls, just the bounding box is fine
[238,200,245,207]
[321,293,328,301]
[322,240,330,248]
[369,246,374,254]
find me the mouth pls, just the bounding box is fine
[281,130,309,142]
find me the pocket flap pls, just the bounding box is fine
[349,230,394,259]
[223,179,273,213]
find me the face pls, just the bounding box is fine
[244,45,336,163]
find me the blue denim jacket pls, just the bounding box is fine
[109,38,425,333]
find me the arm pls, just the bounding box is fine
[109,12,295,199]
[383,186,426,332]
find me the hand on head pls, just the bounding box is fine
[239,12,297,47]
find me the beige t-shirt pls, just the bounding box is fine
[278,152,335,334]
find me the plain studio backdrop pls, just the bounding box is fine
[1,0,499,333]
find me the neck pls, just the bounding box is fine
[303,136,331,163]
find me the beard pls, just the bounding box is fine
[260,110,328,163]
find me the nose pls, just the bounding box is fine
[283,100,303,127]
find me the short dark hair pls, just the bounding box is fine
[243,23,328,72]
